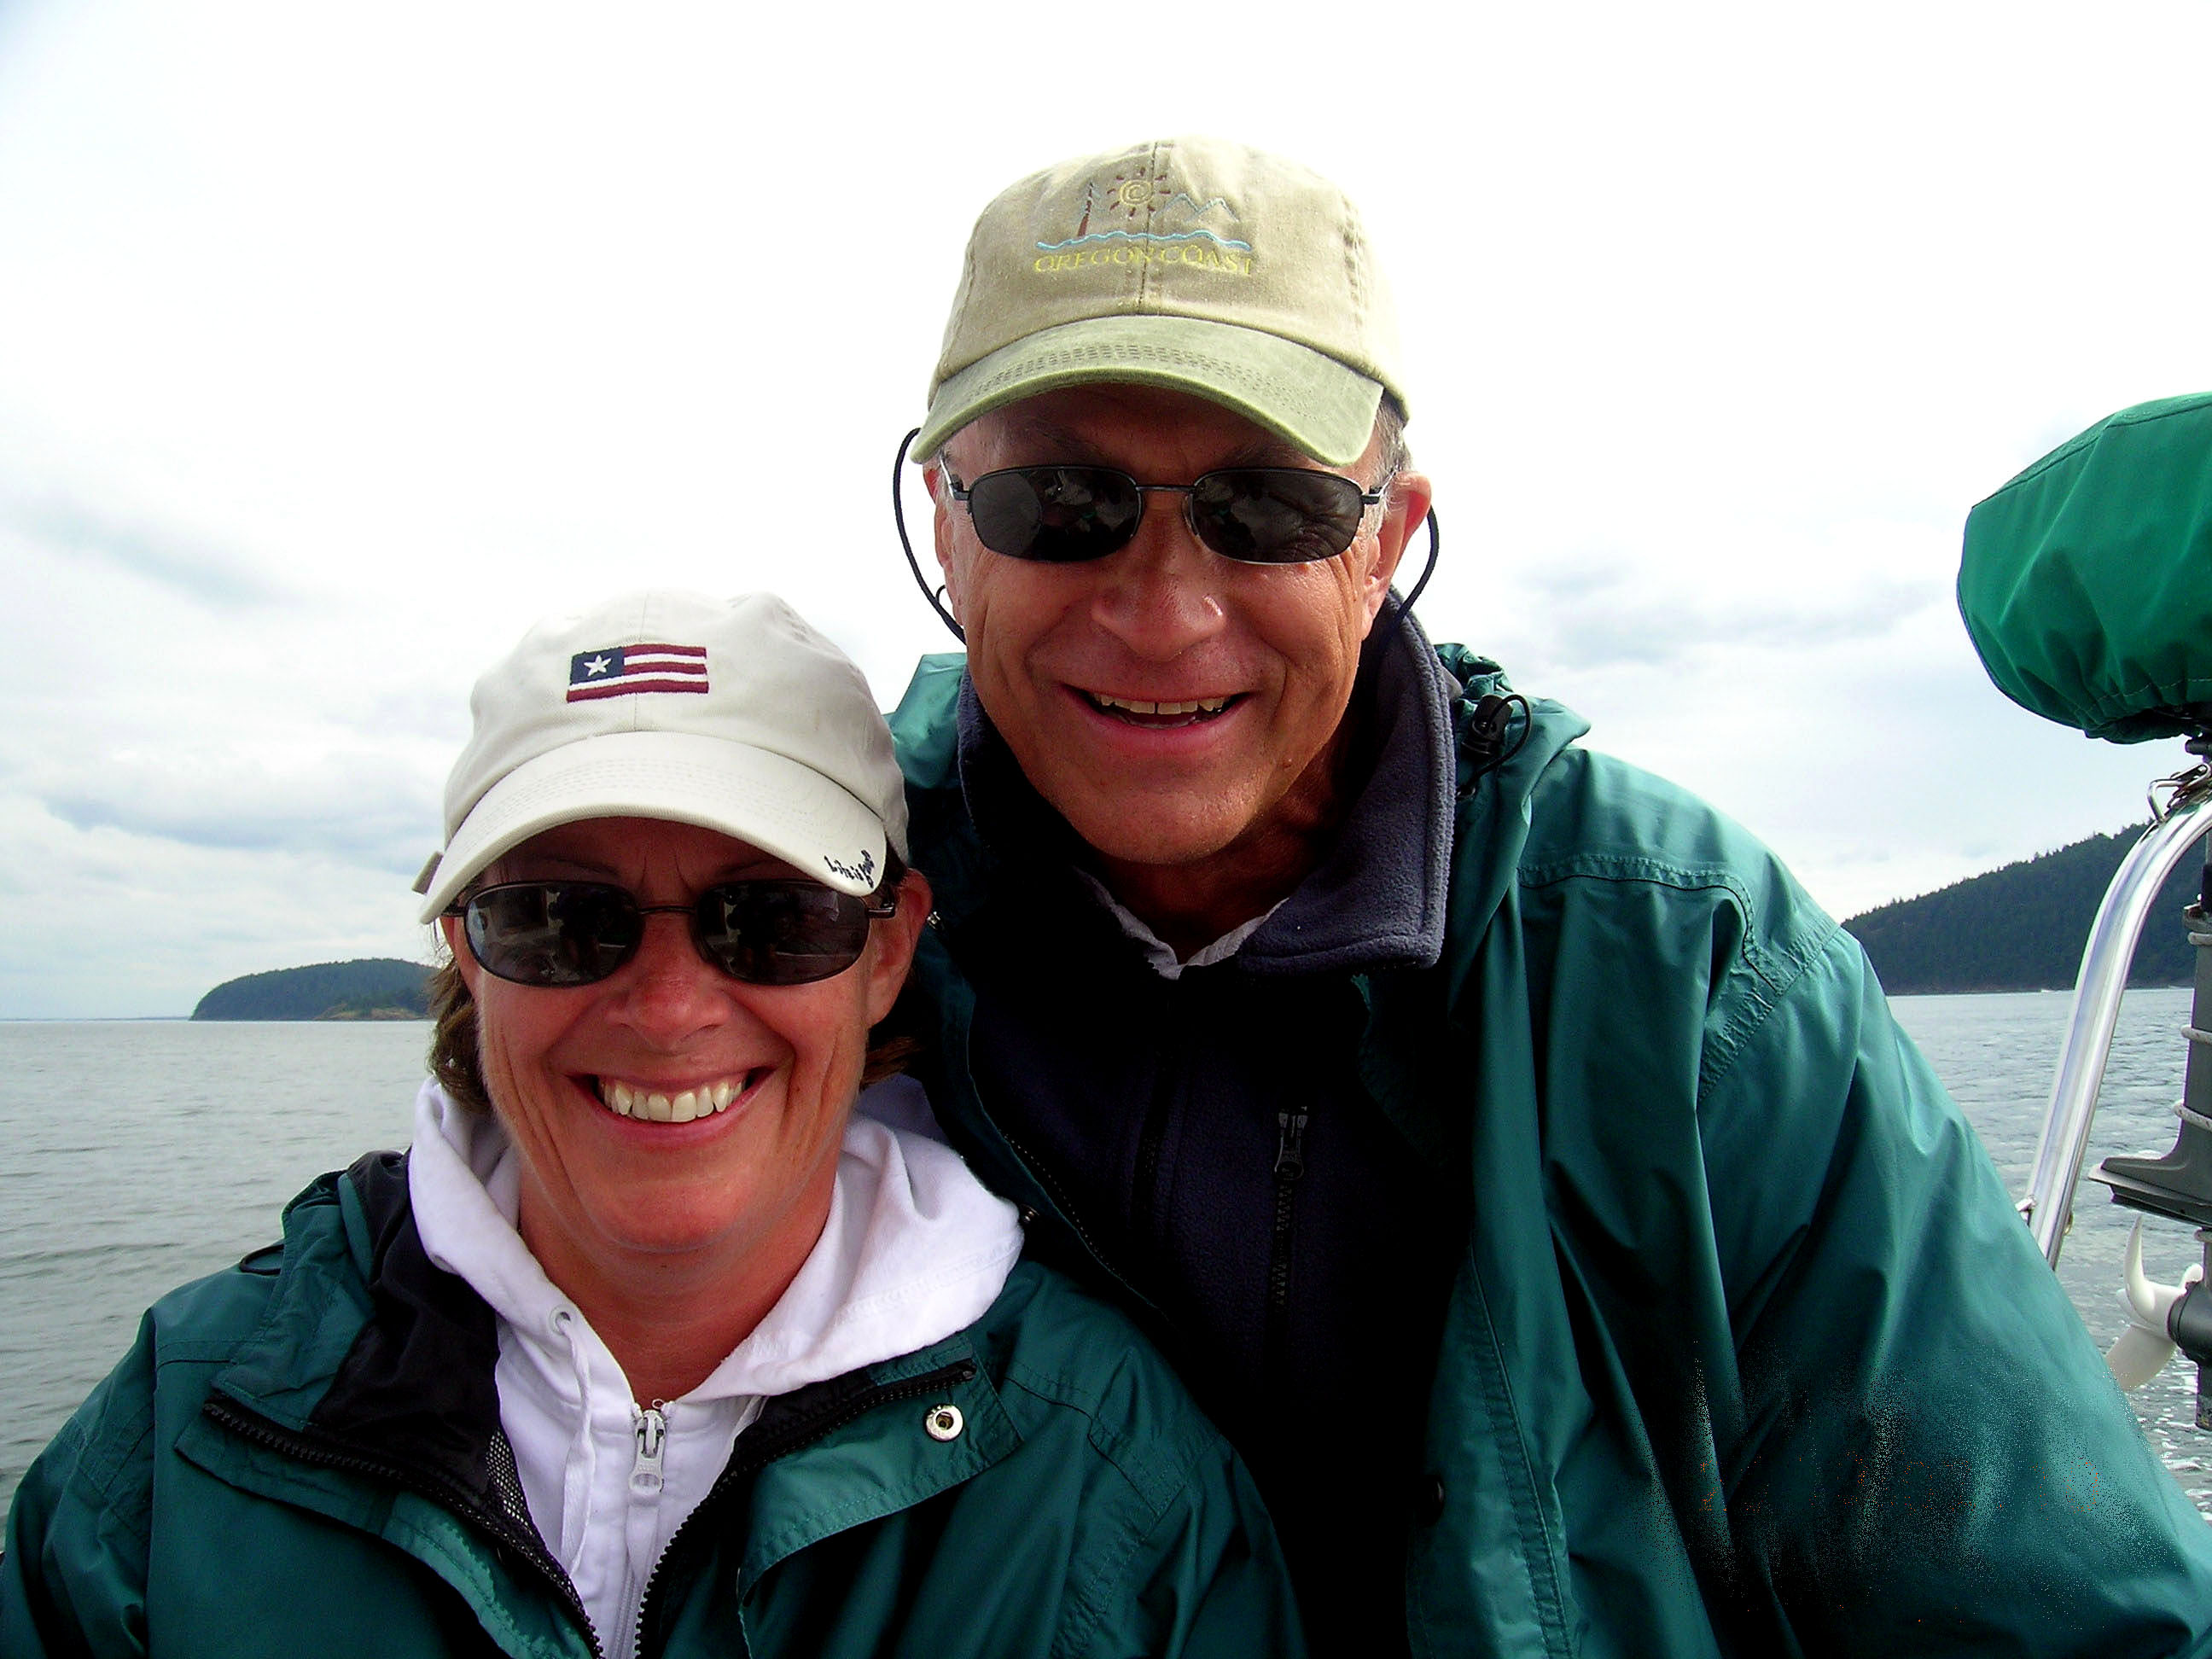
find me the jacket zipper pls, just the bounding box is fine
[999,1126,1136,1295]
[937,966,1149,1307]
[1266,1108,1310,1368]
[1128,984,1186,1267]
[203,1394,603,1658]
[632,1358,979,1659]
[630,1401,668,1493]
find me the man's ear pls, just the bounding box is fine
[1365,469,1435,627]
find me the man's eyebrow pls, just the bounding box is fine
[985,412,1097,460]
[1219,435,1324,469]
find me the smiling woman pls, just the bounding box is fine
[435,816,920,1406]
[0,590,1302,1659]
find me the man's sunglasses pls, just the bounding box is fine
[449,880,897,989]
[945,464,1390,566]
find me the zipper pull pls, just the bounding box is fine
[1273,1110,1309,1182]
[630,1402,668,1494]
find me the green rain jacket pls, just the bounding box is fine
[0,1154,1301,1659]
[889,646,2212,1658]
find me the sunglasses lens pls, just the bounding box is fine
[461,880,876,987]
[464,882,639,987]
[969,468,1142,562]
[695,882,872,986]
[1190,470,1368,564]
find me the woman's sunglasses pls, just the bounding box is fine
[946,463,1389,566]
[450,880,897,988]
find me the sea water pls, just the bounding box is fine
[0,1022,422,1515]
[1889,986,2212,1516]
[3,992,2209,1518]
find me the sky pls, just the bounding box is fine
[6,0,2212,1018]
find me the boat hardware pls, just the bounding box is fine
[1959,390,2212,1417]
[2107,1218,2204,1394]
[2153,760,2212,826]
[2013,736,2212,1411]
[2019,764,2212,1263]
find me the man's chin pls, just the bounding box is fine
[1054,791,1264,874]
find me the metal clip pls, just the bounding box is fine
[2149,761,2212,824]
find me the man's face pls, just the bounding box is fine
[933,383,1429,880]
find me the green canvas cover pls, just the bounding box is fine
[1959,390,2212,742]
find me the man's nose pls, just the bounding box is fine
[1087,500,1227,660]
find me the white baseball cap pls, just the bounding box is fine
[413,590,906,923]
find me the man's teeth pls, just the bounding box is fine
[597,1077,744,1122]
[1090,694,1231,718]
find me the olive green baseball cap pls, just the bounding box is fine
[916,137,1407,469]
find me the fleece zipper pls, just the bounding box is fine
[1266,1107,1310,1370]
[1125,975,1310,1377]
[1127,978,1190,1272]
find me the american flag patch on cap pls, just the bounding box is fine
[567,643,709,701]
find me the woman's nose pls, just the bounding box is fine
[612,912,726,1043]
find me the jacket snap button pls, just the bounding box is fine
[923,1404,964,1442]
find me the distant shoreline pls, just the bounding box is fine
[1,1015,428,1023]
[191,958,433,1022]
[1886,985,2162,998]
[27,988,2186,1022]
[1844,822,2201,996]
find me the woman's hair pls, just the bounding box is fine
[428,853,922,1115]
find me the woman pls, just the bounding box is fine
[1,591,1301,1658]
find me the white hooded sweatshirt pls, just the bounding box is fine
[407,1076,1022,1659]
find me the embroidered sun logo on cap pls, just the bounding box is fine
[1113,172,1159,216]
[567,643,710,702]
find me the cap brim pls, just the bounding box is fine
[915,314,1384,468]
[416,730,888,923]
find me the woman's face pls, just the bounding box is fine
[440,816,927,1298]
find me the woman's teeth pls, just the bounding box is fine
[597,1076,747,1122]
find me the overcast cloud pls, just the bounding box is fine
[5,0,2212,1017]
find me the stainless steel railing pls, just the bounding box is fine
[2023,769,2212,1266]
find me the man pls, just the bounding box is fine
[885,137,2212,1655]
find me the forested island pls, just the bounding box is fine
[1843,824,2201,994]
[192,958,433,1021]
[182,824,2201,1012]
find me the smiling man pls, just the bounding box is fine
[934,379,1423,954]
[887,137,2212,1655]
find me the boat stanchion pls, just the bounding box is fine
[2089,808,2212,1413]
[2025,773,2212,1266]
[2098,818,2212,1230]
